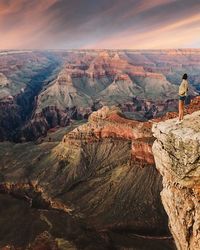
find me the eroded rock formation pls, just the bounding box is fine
[0,91,200,249]
[152,110,200,250]
[1,49,200,142]
[0,105,175,249]
[62,105,154,164]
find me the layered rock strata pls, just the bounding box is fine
[62,106,154,164]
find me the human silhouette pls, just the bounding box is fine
[175,73,188,124]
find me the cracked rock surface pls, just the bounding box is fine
[152,110,200,250]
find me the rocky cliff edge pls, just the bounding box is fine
[152,110,200,250]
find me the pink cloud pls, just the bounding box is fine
[0,0,199,49]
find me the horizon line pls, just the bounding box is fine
[1,48,200,52]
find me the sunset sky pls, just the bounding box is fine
[0,0,200,49]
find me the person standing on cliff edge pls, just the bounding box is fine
[175,73,189,125]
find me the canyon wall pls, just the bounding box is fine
[1,49,200,142]
[152,111,200,250]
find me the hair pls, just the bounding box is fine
[182,73,188,80]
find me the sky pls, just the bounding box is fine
[0,0,200,49]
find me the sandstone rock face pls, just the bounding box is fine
[64,106,154,164]
[152,110,200,250]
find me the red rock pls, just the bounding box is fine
[63,96,200,166]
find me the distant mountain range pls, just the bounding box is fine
[0,49,199,141]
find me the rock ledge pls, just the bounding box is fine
[152,110,200,250]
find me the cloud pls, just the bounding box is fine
[0,0,199,49]
[86,0,200,49]
[0,0,58,48]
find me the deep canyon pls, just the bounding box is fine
[0,49,200,250]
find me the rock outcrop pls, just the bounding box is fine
[152,110,200,250]
[63,106,154,164]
